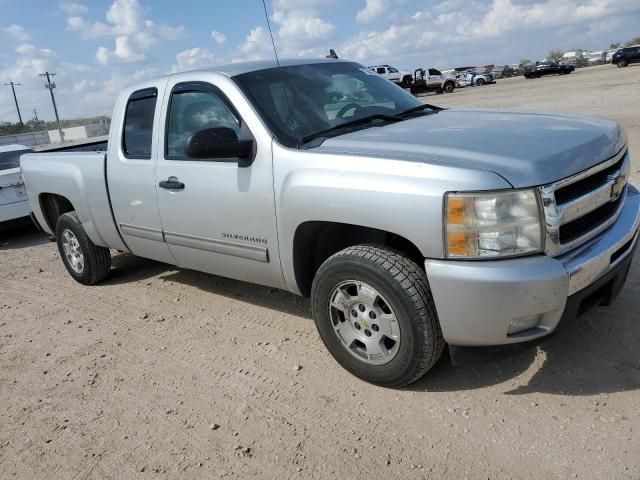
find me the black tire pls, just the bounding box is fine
[443,82,455,93]
[311,245,445,387]
[617,59,628,68]
[476,78,486,86]
[401,75,412,87]
[55,212,111,285]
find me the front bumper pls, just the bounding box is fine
[425,185,640,347]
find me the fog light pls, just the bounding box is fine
[508,314,542,335]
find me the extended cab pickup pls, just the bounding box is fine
[21,59,640,387]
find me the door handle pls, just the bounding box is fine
[159,176,185,190]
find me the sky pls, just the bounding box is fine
[1,0,639,122]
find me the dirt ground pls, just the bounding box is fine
[1,64,639,480]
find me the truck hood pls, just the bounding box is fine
[314,109,625,188]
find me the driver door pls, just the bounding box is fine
[154,79,285,289]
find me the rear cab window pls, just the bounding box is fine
[122,88,158,159]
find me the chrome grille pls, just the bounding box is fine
[539,148,630,256]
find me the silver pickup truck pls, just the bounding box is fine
[21,59,639,387]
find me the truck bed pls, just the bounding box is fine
[20,148,127,251]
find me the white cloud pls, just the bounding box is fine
[273,10,335,45]
[96,46,110,65]
[66,0,184,64]
[171,48,218,73]
[3,24,31,42]
[356,0,389,24]
[237,26,275,61]
[211,30,226,44]
[228,0,338,61]
[15,43,35,56]
[72,79,96,94]
[79,68,159,115]
[59,1,88,16]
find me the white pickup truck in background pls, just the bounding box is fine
[1,144,31,224]
[410,67,458,94]
[368,64,413,87]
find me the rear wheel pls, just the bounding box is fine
[56,212,111,285]
[443,82,454,93]
[401,75,413,87]
[476,78,486,86]
[311,245,444,387]
[617,59,628,67]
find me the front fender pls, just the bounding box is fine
[273,142,511,293]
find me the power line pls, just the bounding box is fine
[39,71,64,142]
[3,80,23,125]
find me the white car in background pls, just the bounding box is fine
[0,144,32,224]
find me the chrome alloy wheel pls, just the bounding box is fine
[61,229,84,274]
[328,280,401,365]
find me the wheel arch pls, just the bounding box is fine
[39,193,75,233]
[442,80,455,92]
[292,221,424,297]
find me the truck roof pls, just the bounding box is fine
[174,58,351,78]
[122,58,353,97]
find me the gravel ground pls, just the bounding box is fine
[1,64,639,480]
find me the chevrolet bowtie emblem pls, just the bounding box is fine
[608,171,626,202]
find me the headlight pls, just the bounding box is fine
[444,189,544,258]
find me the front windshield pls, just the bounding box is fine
[233,61,423,147]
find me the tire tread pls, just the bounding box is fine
[57,212,111,285]
[314,244,445,386]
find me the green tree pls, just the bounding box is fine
[609,42,620,49]
[519,58,532,65]
[625,36,640,47]
[548,49,564,62]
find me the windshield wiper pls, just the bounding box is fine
[398,103,444,116]
[301,114,402,145]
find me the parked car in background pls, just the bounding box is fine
[612,45,640,67]
[491,65,515,79]
[368,64,413,87]
[524,62,575,78]
[1,144,32,225]
[511,64,524,76]
[465,71,495,86]
[452,73,468,87]
[410,67,457,94]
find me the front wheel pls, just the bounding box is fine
[475,78,486,86]
[617,59,628,68]
[56,212,111,285]
[311,245,444,387]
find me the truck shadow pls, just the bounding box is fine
[410,257,640,396]
[0,222,49,250]
[106,252,639,396]
[106,252,312,319]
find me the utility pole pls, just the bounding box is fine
[4,80,23,125]
[39,72,64,142]
[33,109,41,130]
